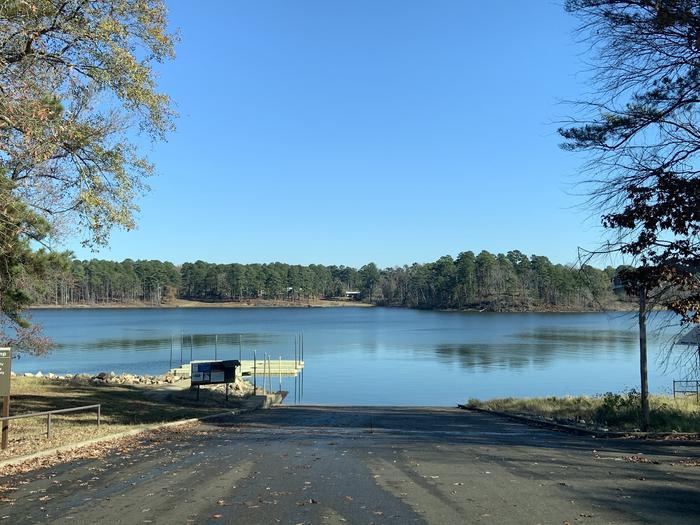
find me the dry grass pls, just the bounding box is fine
[0,377,243,459]
[466,392,700,433]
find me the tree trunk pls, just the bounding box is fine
[639,285,650,431]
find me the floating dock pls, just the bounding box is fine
[170,359,304,379]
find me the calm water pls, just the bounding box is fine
[12,307,687,405]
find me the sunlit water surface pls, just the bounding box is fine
[12,307,690,405]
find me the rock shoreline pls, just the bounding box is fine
[11,370,256,396]
[13,370,180,385]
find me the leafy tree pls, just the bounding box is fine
[560,0,700,324]
[430,256,456,307]
[0,174,65,352]
[559,0,700,430]
[359,262,380,302]
[0,176,46,323]
[28,251,620,313]
[0,0,176,343]
[455,251,476,307]
[475,251,497,301]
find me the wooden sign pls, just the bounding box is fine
[0,348,10,397]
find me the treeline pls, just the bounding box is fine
[32,259,181,305]
[376,251,617,310]
[28,250,623,311]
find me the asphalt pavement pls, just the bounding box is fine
[1,406,699,524]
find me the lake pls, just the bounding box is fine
[11,307,690,405]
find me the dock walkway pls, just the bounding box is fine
[169,360,304,379]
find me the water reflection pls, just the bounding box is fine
[514,328,637,346]
[53,332,281,353]
[12,308,680,403]
[432,337,637,371]
[434,343,544,370]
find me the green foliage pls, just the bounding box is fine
[28,258,181,305]
[0,0,176,245]
[560,0,700,323]
[0,175,48,327]
[597,390,642,427]
[359,263,380,302]
[31,251,621,311]
[0,173,68,353]
[0,0,176,338]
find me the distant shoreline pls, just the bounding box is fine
[27,298,637,313]
[437,303,638,314]
[29,298,374,309]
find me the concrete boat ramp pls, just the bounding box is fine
[2,406,699,524]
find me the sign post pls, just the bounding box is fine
[0,347,11,450]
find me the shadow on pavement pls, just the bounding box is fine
[206,405,700,457]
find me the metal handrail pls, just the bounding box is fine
[0,404,101,439]
[673,380,700,402]
[0,404,101,421]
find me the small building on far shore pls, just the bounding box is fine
[345,291,361,301]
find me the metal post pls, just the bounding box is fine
[169,337,173,370]
[279,356,282,392]
[1,347,9,450]
[253,350,257,395]
[269,355,273,392]
[215,334,218,361]
[1,397,8,450]
[294,336,298,368]
[47,413,52,439]
[267,355,272,392]
[301,332,304,363]
[180,333,183,366]
[190,335,193,362]
[262,353,266,393]
[97,405,101,427]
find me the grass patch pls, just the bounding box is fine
[465,391,700,433]
[0,377,247,459]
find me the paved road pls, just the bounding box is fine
[2,406,699,524]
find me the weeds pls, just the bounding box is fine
[467,391,700,432]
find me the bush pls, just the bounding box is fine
[595,390,641,428]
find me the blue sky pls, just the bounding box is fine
[68,0,603,268]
